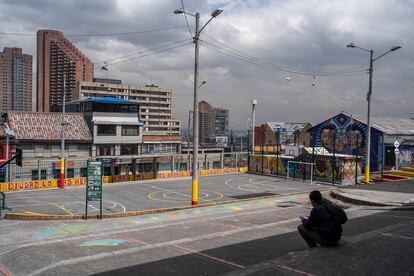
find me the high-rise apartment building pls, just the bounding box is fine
[199,101,229,145]
[74,80,180,135]
[37,29,93,112]
[0,47,32,112]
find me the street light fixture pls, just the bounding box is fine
[347,43,401,184]
[175,8,223,205]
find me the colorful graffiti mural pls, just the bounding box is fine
[310,113,368,155]
[248,155,286,175]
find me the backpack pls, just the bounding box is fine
[324,204,348,225]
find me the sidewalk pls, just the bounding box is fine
[329,178,414,207]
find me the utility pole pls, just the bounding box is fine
[174,8,223,205]
[347,43,401,184]
[251,99,257,154]
[191,12,200,206]
[60,73,66,189]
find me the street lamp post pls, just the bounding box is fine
[347,43,401,184]
[251,99,257,155]
[175,8,223,205]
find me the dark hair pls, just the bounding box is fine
[309,190,322,203]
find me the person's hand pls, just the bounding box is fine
[300,216,308,221]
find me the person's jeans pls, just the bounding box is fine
[298,225,339,248]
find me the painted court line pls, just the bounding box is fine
[170,244,245,269]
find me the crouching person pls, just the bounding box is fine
[298,190,347,248]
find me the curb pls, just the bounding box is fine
[4,188,334,220]
[330,190,395,207]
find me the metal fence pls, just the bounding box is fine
[1,152,247,183]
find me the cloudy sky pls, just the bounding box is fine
[1,0,413,130]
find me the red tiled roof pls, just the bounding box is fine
[8,112,92,142]
[143,135,182,142]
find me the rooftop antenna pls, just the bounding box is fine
[100,62,108,78]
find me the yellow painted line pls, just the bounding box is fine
[44,201,75,216]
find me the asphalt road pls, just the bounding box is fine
[4,173,325,216]
[0,190,413,275]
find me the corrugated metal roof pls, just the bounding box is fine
[352,115,414,135]
[8,112,92,142]
[266,122,309,133]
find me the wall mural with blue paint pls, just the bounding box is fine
[308,113,382,171]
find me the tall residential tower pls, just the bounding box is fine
[0,47,33,112]
[37,29,93,112]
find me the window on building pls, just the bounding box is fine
[97,145,113,156]
[31,170,39,180]
[97,125,116,136]
[121,126,139,136]
[120,145,138,155]
[67,168,75,178]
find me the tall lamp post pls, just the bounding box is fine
[174,8,223,205]
[347,43,401,184]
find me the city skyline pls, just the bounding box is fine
[0,0,412,129]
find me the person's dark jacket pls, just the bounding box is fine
[302,201,342,241]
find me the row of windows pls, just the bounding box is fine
[97,125,140,136]
[81,86,171,97]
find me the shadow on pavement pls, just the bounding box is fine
[92,209,414,276]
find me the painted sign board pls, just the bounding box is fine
[85,160,103,220]
[394,140,400,148]
[86,161,102,201]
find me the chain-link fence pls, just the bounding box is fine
[1,152,248,183]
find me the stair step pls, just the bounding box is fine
[392,170,414,178]
[401,167,414,173]
[383,174,408,180]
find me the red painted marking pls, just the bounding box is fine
[60,173,65,188]
[0,266,12,276]
[275,265,314,276]
[192,201,198,206]
[111,232,148,245]
[170,244,245,269]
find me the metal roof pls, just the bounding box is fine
[80,97,136,104]
[266,122,309,133]
[352,115,414,135]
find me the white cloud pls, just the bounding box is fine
[0,0,412,128]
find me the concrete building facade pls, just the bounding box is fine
[74,80,180,135]
[199,101,229,145]
[0,47,32,112]
[37,29,93,112]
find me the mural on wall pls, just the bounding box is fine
[249,155,285,175]
[311,113,367,156]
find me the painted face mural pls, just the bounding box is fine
[312,114,367,154]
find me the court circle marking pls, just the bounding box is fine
[148,189,223,203]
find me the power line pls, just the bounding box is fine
[200,33,366,77]
[107,41,192,66]
[201,40,365,77]
[180,0,193,38]
[0,25,187,37]
[94,38,192,65]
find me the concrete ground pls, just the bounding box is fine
[3,173,325,216]
[1,175,413,275]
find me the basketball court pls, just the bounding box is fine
[3,173,327,217]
